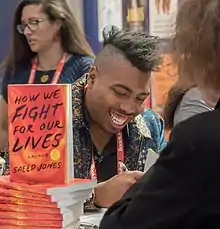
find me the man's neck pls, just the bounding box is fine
[37,42,65,71]
[90,122,113,153]
[85,91,113,152]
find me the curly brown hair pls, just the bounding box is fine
[164,0,220,129]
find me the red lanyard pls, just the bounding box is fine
[28,53,67,84]
[90,131,125,180]
[83,85,125,180]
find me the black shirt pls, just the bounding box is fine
[100,101,220,229]
[94,129,128,182]
[84,108,128,183]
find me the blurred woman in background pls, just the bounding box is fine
[0,0,94,174]
[163,70,214,129]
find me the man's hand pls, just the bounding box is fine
[94,171,143,208]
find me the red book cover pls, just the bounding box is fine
[0,196,57,208]
[0,176,48,195]
[0,227,60,229]
[0,218,62,227]
[0,211,62,221]
[0,187,51,202]
[0,204,60,214]
[8,84,73,184]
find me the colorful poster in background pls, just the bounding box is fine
[8,85,69,184]
[124,0,147,32]
[148,0,179,115]
[149,0,178,39]
[97,0,123,42]
[124,0,152,107]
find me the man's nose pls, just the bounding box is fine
[119,100,139,115]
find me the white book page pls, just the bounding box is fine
[144,148,159,172]
[66,84,74,180]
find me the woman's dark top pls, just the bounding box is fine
[1,54,94,102]
[100,100,220,229]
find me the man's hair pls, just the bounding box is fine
[96,26,160,73]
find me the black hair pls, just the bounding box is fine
[97,25,160,73]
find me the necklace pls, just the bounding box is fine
[28,53,67,84]
[40,72,49,83]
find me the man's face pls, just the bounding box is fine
[87,57,150,134]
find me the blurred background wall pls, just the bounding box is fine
[67,0,84,28]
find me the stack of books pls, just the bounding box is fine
[3,84,97,228]
[0,176,96,228]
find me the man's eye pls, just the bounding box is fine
[112,89,128,96]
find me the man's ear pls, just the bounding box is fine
[87,65,97,88]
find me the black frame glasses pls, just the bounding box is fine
[17,18,48,34]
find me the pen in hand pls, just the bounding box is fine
[118,161,129,173]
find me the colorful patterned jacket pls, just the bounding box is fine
[71,75,167,179]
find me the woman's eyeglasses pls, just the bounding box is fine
[17,18,48,34]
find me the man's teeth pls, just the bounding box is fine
[110,112,128,126]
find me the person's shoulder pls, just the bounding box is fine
[176,107,217,129]
[70,54,94,65]
[1,60,31,101]
[184,87,202,98]
[173,108,220,144]
[169,109,220,170]
[3,60,31,84]
[132,108,166,152]
[174,87,213,126]
[181,87,211,109]
[179,87,204,108]
[140,108,164,130]
[61,54,94,83]
[134,108,164,139]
